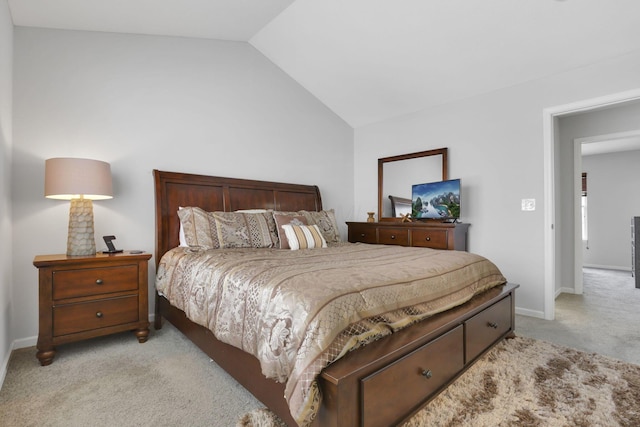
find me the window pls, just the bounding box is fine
[581,172,588,241]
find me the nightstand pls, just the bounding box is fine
[33,251,152,366]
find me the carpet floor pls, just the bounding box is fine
[239,336,640,427]
[2,289,639,426]
[0,323,263,427]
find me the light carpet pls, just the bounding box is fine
[0,323,262,426]
[238,336,640,427]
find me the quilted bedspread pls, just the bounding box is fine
[155,243,506,426]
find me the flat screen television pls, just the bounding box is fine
[411,178,461,221]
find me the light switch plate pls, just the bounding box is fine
[521,199,536,211]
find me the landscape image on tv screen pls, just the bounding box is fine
[411,179,461,220]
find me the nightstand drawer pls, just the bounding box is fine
[53,295,139,336]
[53,265,138,300]
[411,229,448,249]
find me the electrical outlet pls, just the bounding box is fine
[521,199,536,211]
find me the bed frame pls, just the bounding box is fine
[153,170,517,427]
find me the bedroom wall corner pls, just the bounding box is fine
[0,0,14,387]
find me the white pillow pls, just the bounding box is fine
[281,224,327,250]
[178,207,188,247]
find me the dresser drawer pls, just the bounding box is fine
[53,265,138,300]
[465,295,512,362]
[53,295,139,336]
[348,224,377,244]
[378,228,409,245]
[411,228,449,249]
[361,326,463,427]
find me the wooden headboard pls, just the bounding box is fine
[153,170,323,264]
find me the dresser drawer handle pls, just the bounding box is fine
[425,237,431,241]
[95,279,103,285]
[96,311,104,318]
[390,235,396,239]
[421,369,433,379]
[488,322,498,329]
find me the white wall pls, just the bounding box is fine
[0,0,13,380]
[354,50,640,318]
[581,150,640,270]
[12,28,353,344]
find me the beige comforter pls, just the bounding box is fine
[155,243,506,426]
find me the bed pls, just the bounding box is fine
[153,170,517,427]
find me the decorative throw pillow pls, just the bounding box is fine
[281,224,327,250]
[297,209,341,243]
[273,213,308,249]
[177,207,278,249]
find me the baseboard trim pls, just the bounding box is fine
[515,306,544,319]
[12,335,37,350]
[583,264,631,272]
[0,335,34,390]
[0,344,11,391]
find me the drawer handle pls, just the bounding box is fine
[360,233,366,237]
[488,322,498,329]
[96,311,104,318]
[95,279,104,285]
[421,369,432,379]
[391,235,396,239]
[425,237,431,241]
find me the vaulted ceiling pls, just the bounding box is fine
[8,0,640,128]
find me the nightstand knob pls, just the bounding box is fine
[391,235,396,239]
[96,311,103,318]
[425,237,431,241]
[95,279,103,285]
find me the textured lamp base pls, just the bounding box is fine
[67,198,96,256]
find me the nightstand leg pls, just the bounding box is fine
[134,327,149,343]
[36,348,56,366]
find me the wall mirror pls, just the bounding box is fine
[378,148,448,221]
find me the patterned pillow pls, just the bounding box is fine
[177,207,278,249]
[281,224,327,250]
[273,213,308,249]
[297,209,341,243]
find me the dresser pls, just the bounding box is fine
[347,221,469,251]
[33,251,152,366]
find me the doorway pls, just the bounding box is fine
[573,130,640,296]
[543,88,640,320]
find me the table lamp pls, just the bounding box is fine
[45,158,113,256]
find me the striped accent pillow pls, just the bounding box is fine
[281,224,327,250]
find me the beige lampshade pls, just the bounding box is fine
[45,158,113,256]
[45,158,113,200]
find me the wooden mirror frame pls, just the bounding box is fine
[378,148,448,222]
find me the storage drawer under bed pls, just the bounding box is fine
[360,325,464,427]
